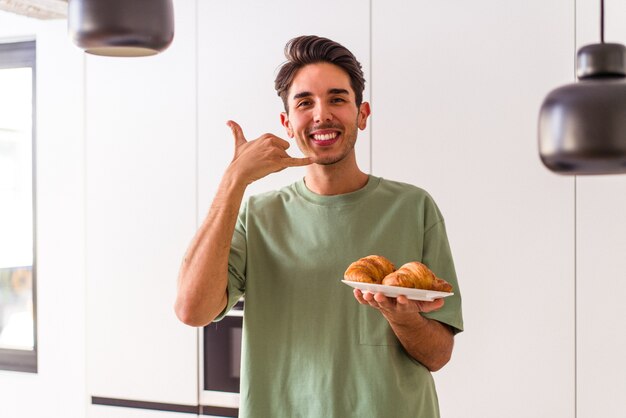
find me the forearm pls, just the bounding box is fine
[388,315,454,372]
[175,169,246,326]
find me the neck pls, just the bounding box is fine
[303,154,369,196]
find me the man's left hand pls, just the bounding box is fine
[353,289,444,324]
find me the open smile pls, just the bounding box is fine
[310,130,340,146]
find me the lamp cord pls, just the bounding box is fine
[601,0,605,43]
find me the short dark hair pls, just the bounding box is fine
[274,35,365,112]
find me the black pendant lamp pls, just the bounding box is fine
[539,0,626,174]
[68,0,175,57]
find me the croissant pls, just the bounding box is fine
[344,255,396,284]
[382,261,453,292]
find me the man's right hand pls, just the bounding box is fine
[226,120,312,185]
[176,120,310,327]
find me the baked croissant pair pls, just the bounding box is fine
[344,255,453,293]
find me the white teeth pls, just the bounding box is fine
[312,132,338,141]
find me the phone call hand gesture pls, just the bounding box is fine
[226,120,312,186]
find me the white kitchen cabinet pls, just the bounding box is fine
[90,405,196,418]
[196,0,371,217]
[85,0,198,408]
[90,405,231,418]
[576,2,626,417]
[576,177,626,418]
[371,1,575,417]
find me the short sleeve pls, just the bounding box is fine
[420,207,464,333]
[213,202,248,322]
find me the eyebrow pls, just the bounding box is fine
[292,88,350,100]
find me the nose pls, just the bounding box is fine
[313,102,333,123]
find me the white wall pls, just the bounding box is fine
[1,1,625,418]
[0,12,86,418]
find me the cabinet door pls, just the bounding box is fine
[85,0,198,406]
[576,177,626,418]
[372,1,575,417]
[576,2,626,417]
[197,0,371,216]
[90,405,196,418]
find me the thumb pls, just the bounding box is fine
[227,120,247,148]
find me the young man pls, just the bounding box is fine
[176,35,463,418]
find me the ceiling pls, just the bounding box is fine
[0,0,67,20]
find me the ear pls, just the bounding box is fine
[357,102,371,130]
[280,112,294,138]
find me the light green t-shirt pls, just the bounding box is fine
[219,175,463,418]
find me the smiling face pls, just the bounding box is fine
[280,62,370,166]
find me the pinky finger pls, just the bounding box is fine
[353,289,368,305]
[284,156,313,167]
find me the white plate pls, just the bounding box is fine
[341,280,454,302]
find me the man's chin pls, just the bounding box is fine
[311,156,342,166]
[306,148,353,166]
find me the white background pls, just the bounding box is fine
[0,0,625,417]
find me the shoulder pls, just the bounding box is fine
[375,177,444,224]
[376,177,436,203]
[245,182,300,211]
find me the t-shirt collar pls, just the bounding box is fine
[295,175,381,206]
